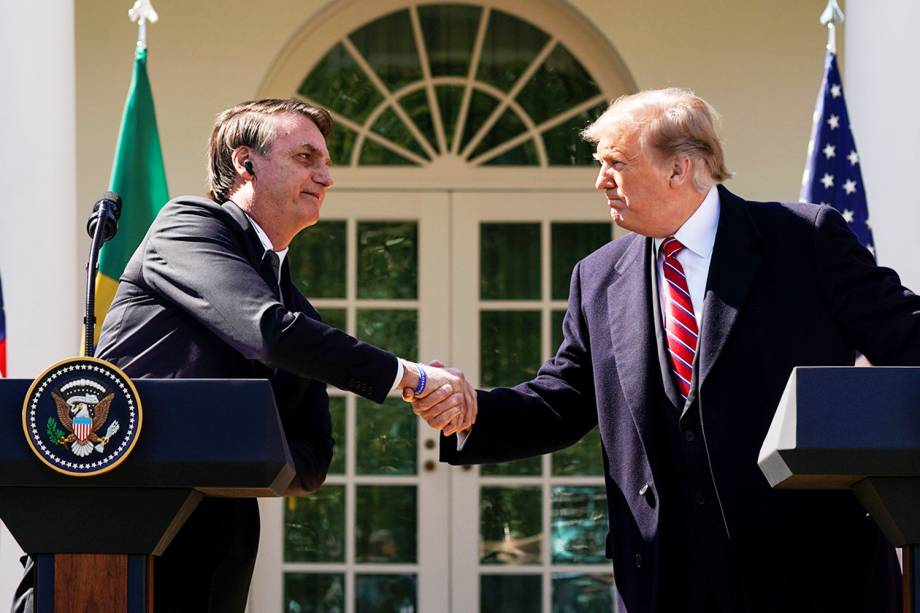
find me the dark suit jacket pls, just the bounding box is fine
[94,196,398,612]
[443,186,920,613]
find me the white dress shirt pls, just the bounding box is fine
[245,213,405,391]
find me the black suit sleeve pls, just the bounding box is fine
[142,201,397,402]
[814,205,920,364]
[442,261,598,465]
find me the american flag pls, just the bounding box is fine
[801,51,874,255]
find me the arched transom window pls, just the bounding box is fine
[296,4,610,168]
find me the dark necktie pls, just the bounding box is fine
[661,237,699,401]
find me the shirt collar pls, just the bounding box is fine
[653,185,720,258]
[245,213,288,264]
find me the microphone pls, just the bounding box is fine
[86,191,123,243]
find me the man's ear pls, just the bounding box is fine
[669,155,693,188]
[231,146,254,179]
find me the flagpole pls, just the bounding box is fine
[819,0,844,53]
[129,0,159,51]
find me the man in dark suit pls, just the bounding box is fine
[82,99,474,612]
[412,88,920,612]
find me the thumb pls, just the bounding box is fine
[402,387,415,401]
[428,359,444,368]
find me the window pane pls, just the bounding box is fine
[436,85,464,150]
[516,44,600,126]
[477,10,549,92]
[284,572,344,613]
[321,308,347,333]
[543,103,608,166]
[370,106,430,161]
[419,4,482,77]
[552,309,565,355]
[356,309,417,362]
[399,90,437,153]
[481,140,540,166]
[356,574,417,613]
[480,311,541,387]
[356,397,417,475]
[349,10,422,93]
[480,486,542,565]
[327,123,358,167]
[551,223,611,300]
[551,486,608,564]
[357,222,418,299]
[300,43,382,124]
[481,574,542,612]
[328,396,346,475]
[551,428,603,477]
[480,456,542,477]
[289,221,346,299]
[470,108,526,161]
[359,139,417,165]
[355,485,417,563]
[480,224,540,300]
[460,90,499,152]
[284,486,345,562]
[552,574,615,613]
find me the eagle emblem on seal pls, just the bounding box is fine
[49,379,121,457]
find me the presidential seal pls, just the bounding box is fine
[22,356,142,477]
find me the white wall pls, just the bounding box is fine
[0,0,78,599]
[846,1,920,291]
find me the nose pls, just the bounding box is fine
[314,164,334,189]
[595,164,613,191]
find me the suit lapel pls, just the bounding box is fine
[697,186,763,389]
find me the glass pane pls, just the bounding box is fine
[477,10,549,92]
[328,396,346,475]
[284,485,345,562]
[357,222,418,299]
[481,456,542,477]
[349,10,422,93]
[551,223,611,300]
[289,221,346,299]
[321,308,346,333]
[551,486,608,564]
[480,486,542,565]
[552,428,603,477]
[481,575,542,613]
[543,103,608,166]
[480,310,541,387]
[284,572,345,613]
[300,43,382,124]
[359,139,417,166]
[481,140,540,166]
[356,574,417,613]
[356,485,417,563]
[436,86,464,150]
[327,123,358,167]
[370,107,430,160]
[552,309,565,355]
[460,90,499,152]
[480,223,540,300]
[356,310,417,361]
[399,90,437,153]
[419,4,482,77]
[552,574,615,613]
[470,108,527,161]
[356,397,417,475]
[516,44,600,125]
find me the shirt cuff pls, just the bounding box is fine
[456,428,470,451]
[389,358,405,392]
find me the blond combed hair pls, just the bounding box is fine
[582,88,732,191]
[207,99,332,202]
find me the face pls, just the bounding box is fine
[593,127,686,238]
[250,112,334,238]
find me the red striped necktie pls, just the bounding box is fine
[661,237,699,401]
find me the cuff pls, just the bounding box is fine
[389,358,405,392]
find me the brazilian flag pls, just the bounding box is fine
[94,45,168,344]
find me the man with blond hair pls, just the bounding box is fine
[417,88,920,611]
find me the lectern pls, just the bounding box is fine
[0,378,294,613]
[759,366,920,613]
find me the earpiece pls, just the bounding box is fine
[243,160,256,178]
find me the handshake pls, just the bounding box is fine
[398,359,477,436]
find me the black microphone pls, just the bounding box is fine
[86,191,123,243]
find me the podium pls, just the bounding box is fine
[0,378,295,613]
[759,367,920,612]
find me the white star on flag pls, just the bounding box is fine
[843,179,857,195]
[820,173,834,189]
[822,144,836,159]
[827,114,840,129]
[848,150,859,166]
[842,209,855,223]
[830,84,842,98]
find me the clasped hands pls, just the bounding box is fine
[399,359,476,436]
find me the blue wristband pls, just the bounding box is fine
[414,363,427,395]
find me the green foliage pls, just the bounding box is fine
[46,418,66,445]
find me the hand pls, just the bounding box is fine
[401,360,477,436]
